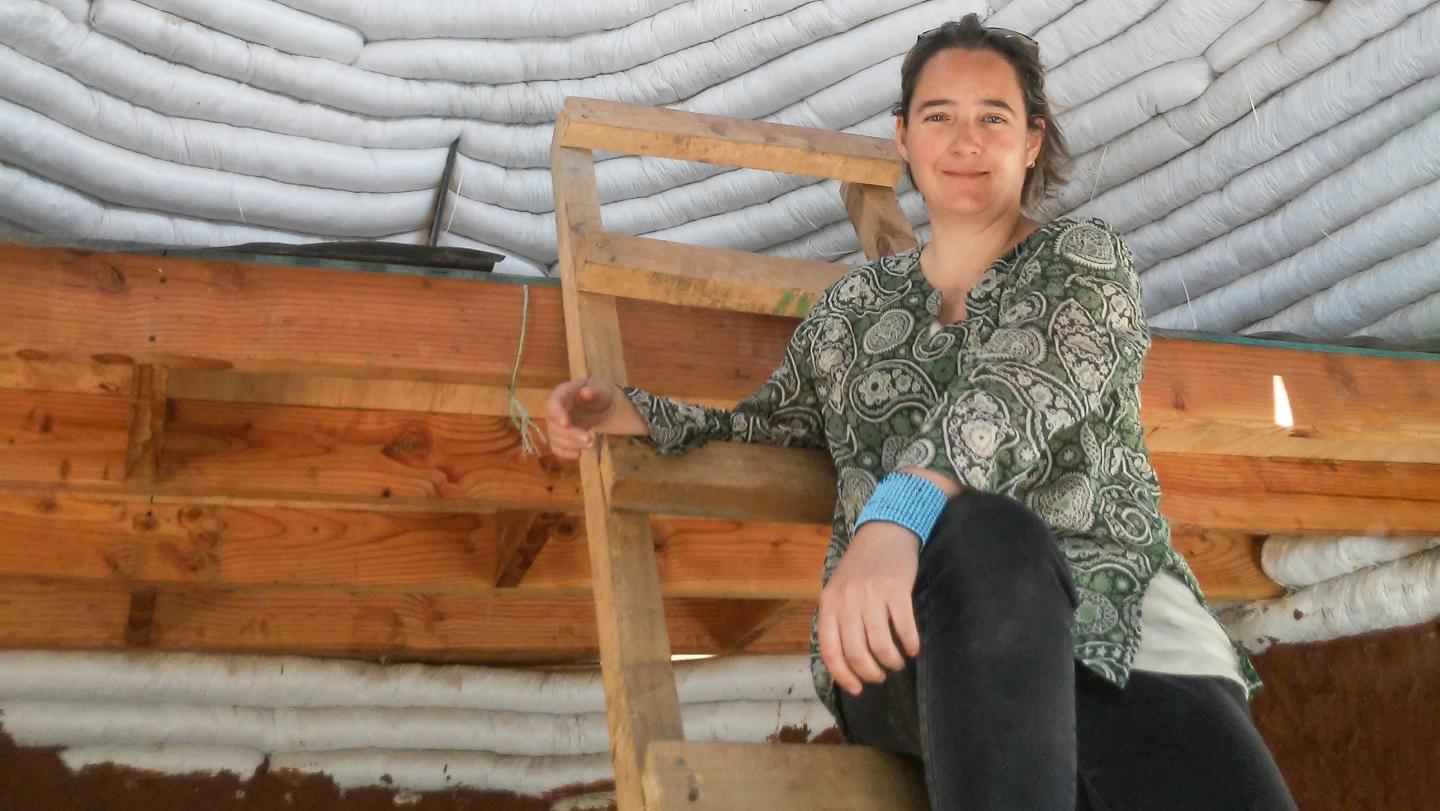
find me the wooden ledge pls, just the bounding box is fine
[553,97,903,185]
[644,740,930,810]
[604,438,835,525]
[577,231,847,317]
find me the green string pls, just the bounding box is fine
[508,284,547,456]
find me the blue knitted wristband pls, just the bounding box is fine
[854,472,949,547]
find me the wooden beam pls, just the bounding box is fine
[643,741,929,811]
[1153,454,1440,536]
[0,388,130,486]
[167,369,556,418]
[0,245,565,386]
[1142,337,1440,464]
[2,385,1435,537]
[0,354,132,397]
[0,578,131,648]
[0,576,815,661]
[1171,530,1280,601]
[720,599,806,655]
[553,140,683,811]
[606,436,1440,535]
[6,245,1435,467]
[0,491,824,597]
[157,397,579,510]
[841,182,918,261]
[124,585,158,647]
[492,511,577,588]
[0,495,1277,601]
[605,439,835,525]
[554,97,902,185]
[578,231,846,317]
[124,365,168,486]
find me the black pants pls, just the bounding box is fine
[836,490,1297,810]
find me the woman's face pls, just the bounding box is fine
[895,47,1044,220]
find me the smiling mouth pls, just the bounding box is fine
[941,170,987,179]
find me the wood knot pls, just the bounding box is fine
[551,516,581,541]
[537,454,565,477]
[132,510,157,532]
[102,545,141,579]
[95,263,128,294]
[22,408,53,435]
[382,426,433,464]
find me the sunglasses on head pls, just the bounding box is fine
[917,22,1037,47]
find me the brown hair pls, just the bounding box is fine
[892,14,1070,210]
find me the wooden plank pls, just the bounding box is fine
[741,599,817,654]
[0,577,814,662]
[159,398,578,510]
[1,386,1433,537]
[721,599,804,655]
[493,510,577,588]
[606,435,1440,535]
[0,388,130,485]
[0,578,130,648]
[0,245,565,386]
[553,141,683,811]
[642,519,827,600]
[1171,530,1281,601]
[606,438,835,525]
[7,245,1434,466]
[1154,454,1440,536]
[124,365,168,484]
[617,296,797,403]
[0,494,1276,602]
[578,231,847,317]
[0,354,132,396]
[1142,338,1440,464]
[0,494,831,597]
[124,585,159,647]
[841,182,918,261]
[0,495,495,590]
[168,369,555,418]
[643,741,929,811]
[554,97,902,185]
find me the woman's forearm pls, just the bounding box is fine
[597,383,650,436]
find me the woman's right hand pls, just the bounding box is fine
[545,378,621,460]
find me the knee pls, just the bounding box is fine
[919,490,1075,605]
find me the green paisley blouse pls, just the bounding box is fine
[622,216,1261,714]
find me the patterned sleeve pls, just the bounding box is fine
[898,219,1150,491]
[620,309,827,456]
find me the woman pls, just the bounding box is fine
[545,15,1296,810]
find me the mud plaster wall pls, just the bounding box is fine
[1250,619,1440,811]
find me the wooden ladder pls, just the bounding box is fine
[551,97,932,811]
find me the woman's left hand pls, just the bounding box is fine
[817,520,923,697]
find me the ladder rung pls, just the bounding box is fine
[577,231,849,317]
[605,438,834,524]
[554,97,903,185]
[644,741,930,811]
